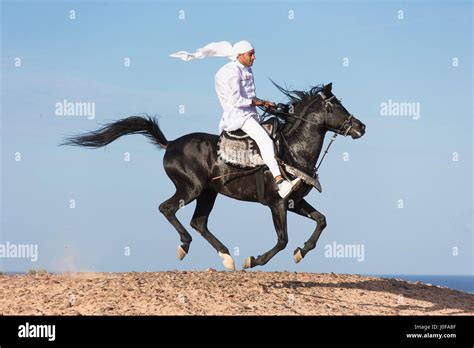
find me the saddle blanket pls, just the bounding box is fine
[217,132,266,168]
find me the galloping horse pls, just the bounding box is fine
[63,83,366,270]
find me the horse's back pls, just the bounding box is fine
[167,132,219,153]
[163,132,219,171]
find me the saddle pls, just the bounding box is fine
[217,117,281,168]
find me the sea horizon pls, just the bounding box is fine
[367,274,474,294]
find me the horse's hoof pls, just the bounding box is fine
[177,245,187,261]
[218,252,236,271]
[242,256,254,270]
[293,248,304,264]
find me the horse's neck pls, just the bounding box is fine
[283,117,327,174]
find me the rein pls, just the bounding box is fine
[316,112,353,171]
[263,92,354,173]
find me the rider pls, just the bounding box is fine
[215,40,300,198]
[171,40,300,198]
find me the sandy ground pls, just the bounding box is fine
[0,271,472,316]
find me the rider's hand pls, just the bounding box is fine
[263,100,276,110]
[252,99,276,110]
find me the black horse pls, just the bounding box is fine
[63,83,366,270]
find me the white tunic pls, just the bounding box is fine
[215,60,260,133]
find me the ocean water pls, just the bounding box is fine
[371,274,474,294]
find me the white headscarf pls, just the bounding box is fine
[170,40,254,61]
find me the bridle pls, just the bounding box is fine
[317,92,354,137]
[314,92,355,171]
[263,91,355,172]
[262,91,354,137]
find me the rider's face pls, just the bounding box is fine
[238,50,255,67]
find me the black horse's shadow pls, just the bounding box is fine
[265,277,474,314]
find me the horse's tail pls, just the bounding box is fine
[61,115,168,149]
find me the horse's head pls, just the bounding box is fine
[316,83,365,139]
[272,82,365,140]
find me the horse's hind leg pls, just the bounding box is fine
[159,187,198,261]
[190,190,235,270]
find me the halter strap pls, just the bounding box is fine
[262,93,351,134]
[263,94,355,175]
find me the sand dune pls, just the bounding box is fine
[0,271,472,315]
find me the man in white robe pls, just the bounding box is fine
[172,40,300,198]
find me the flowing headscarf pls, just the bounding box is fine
[170,40,254,61]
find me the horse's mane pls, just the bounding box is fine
[271,80,325,107]
[266,81,326,134]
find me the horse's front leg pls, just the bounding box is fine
[288,199,327,263]
[242,201,288,269]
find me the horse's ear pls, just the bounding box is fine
[324,83,333,92]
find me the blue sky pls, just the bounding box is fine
[1,0,472,275]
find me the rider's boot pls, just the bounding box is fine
[276,177,301,199]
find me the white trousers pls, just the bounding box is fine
[241,116,281,178]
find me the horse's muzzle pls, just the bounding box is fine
[350,123,366,139]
